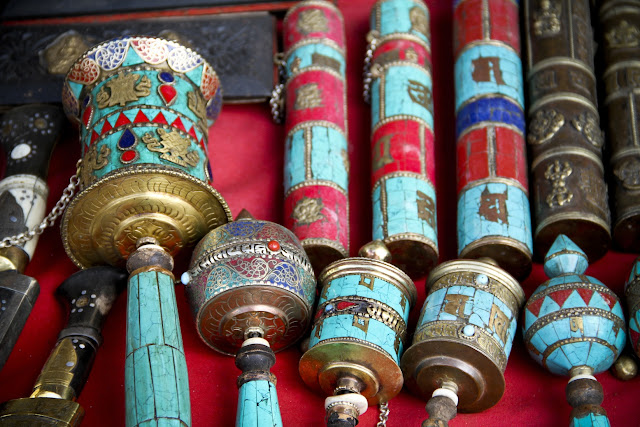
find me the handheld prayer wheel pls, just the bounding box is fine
[59,36,231,427]
[0,104,64,369]
[299,241,416,426]
[401,257,524,426]
[0,266,126,426]
[524,0,611,261]
[282,0,349,273]
[366,0,438,278]
[522,235,626,426]
[182,211,316,426]
[454,0,532,279]
[598,1,640,251]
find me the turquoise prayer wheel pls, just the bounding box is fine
[182,211,316,426]
[299,242,416,426]
[625,257,640,358]
[59,36,232,427]
[522,235,626,426]
[367,0,438,279]
[401,257,524,425]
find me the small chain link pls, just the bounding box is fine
[0,159,81,249]
[377,401,389,427]
[270,52,286,124]
[363,30,380,104]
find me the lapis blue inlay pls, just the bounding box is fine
[455,97,525,137]
[159,71,175,83]
[118,128,137,149]
[83,95,91,108]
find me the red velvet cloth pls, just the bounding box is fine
[0,1,637,426]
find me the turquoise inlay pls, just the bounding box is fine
[372,176,437,247]
[418,286,517,355]
[122,48,143,67]
[285,43,346,76]
[457,183,533,255]
[562,290,588,309]
[309,314,402,362]
[284,126,348,193]
[589,292,614,312]
[570,412,611,427]
[524,308,537,330]
[454,44,524,111]
[371,64,433,130]
[125,270,191,427]
[544,235,589,277]
[69,81,84,99]
[85,72,202,129]
[91,127,207,182]
[537,297,561,318]
[319,273,410,320]
[631,315,640,332]
[373,0,430,45]
[236,380,283,427]
[185,66,204,89]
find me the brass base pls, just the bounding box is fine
[299,341,403,405]
[61,165,231,268]
[385,233,438,280]
[459,237,532,280]
[614,213,640,253]
[0,397,84,427]
[401,339,505,413]
[195,285,311,355]
[302,238,348,277]
[535,215,610,263]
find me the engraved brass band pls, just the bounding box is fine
[412,320,508,372]
[541,336,620,369]
[315,296,408,340]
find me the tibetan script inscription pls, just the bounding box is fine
[472,57,505,85]
[294,83,324,110]
[479,187,509,224]
[297,9,328,34]
[141,128,199,168]
[407,79,432,110]
[96,73,151,108]
[416,190,436,227]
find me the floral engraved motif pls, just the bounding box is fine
[571,112,604,149]
[528,109,565,145]
[297,9,328,34]
[80,143,110,187]
[96,73,151,108]
[533,0,561,37]
[605,20,640,48]
[141,128,200,168]
[122,219,182,250]
[187,91,208,126]
[292,197,324,225]
[614,158,640,191]
[545,160,573,207]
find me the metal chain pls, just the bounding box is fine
[0,159,81,249]
[270,52,286,124]
[362,30,380,104]
[377,401,389,427]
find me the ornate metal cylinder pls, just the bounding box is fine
[60,36,231,269]
[522,235,625,426]
[299,257,416,405]
[623,257,640,358]
[282,0,349,273]
[524,0,611,261]
[454,0,532,279]
[599,1,640,251]
[367,0,438,279]
[184,216,316,354]
[401,258,524,413]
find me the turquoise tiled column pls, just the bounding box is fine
[236,379,283,427]
[125,270,190,427]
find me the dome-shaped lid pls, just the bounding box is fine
[543,235,589,278]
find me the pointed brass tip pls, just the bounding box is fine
[235,209,255,221]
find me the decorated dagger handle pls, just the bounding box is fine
[235,337,283,427]
[31,266,126,400]
[125,241,190,427]
[0,104,64,270]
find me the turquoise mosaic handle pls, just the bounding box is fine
[125,267,190,426]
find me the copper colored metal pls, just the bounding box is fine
[524,0,611,260]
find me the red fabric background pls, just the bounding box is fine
[0,1,637,426]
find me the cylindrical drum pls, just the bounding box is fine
[299,257,416,404]
[599,1,640,251]
[184,217,316,355]
[524,0,611,260]
[367,0,438,279]
[60,36,231,268]
[401,259,524,412]
[454,0,532,279]
[283,1,349,273]
[623,257,640,358]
